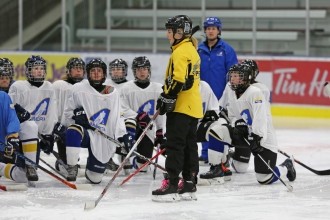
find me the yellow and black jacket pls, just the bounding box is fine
[163,38,203,119]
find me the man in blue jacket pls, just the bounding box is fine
[197,17,238,179]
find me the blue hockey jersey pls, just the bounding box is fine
[0,91,20,150]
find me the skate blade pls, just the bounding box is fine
[179,192,197,201]
[197,177,225,186]
[151,193,180,202]
[224,176,232,181]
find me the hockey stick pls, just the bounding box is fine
[0,183,28,191]
[39,157,66,178]
[0,142,91,190]
[278,149,330,176]
[84,110,160,211]
[256,153,293,192]
[90,123,165,171]
[132,150,166,172]
[120,148,166,186]
[218,112,293,191]
[152,144,161,180]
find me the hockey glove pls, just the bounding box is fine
[154,129,166,147]
[52,122,67,141]
[72,107,93,130]
[5,137,20,156]
[14,104,31,123]
[136,112,151,130]
[125,118,137,140]
[248,133,264,155]
[116,134,134,156]
[156,93,177,115]
[40,134,55,154]
[201,110,219,122]
[223,119,249,147]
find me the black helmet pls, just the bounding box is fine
[109,58,128,83]
[0,58,14,91]
[25,55,47,83]
[165,15,192,45]
[227,64,252,94]
[86,58,107,87]
[165,15,192,35]
[132,56,151,83]
[242,59,259,82]
[66,57,85,83]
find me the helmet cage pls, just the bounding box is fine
[66,57,85,82]
[86,58,107,86]
[228,64,252,94]
[25,55,46,83]
[132,56,151,83]
[109,59,128,83]
[0,58,14,82]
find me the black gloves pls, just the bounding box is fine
[156,93,177,115]
[201,110,219,122]
[52,122,67,141]
[72,107,93,130]
[154,129,166,147]
[40,134,55,154]
[5,137,20,156]
[116,134,134,156]
[223,119,249,147]
[136,112,151,129]
[248,133,264,155]
[14,104,31,123]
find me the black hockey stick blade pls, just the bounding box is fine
[278,149,330,175]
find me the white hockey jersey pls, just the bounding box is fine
[53,79,85,122]
[227,85,278,152]
[61,80,126,163]
[120,81,164,138]
[8,80,58,135]
[200,81,219,114]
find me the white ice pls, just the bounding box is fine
[1,125,330,220]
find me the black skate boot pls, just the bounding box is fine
[66,164,78,182]
[105,158,119,172]
[280,158,296,182]
[25,165,38,181]
[221,163,232,181]
[199,164,224,185]
[152,175,180,202]
[178,178,197,201]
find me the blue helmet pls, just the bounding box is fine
[203,17,222,30]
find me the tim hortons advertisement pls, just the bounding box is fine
[256,58,330,106]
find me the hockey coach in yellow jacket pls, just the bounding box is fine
[152,15,203,202]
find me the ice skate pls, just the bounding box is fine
[178,178,197,201]
[152,178,180,202]
[221,163,232,181]
[280,157,296,182]
[66,164,78,182]
[199,164,224,185]
[105,158,119,172]
[25,165,38,181]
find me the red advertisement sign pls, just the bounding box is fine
[256,58,330,106]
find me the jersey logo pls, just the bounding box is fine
[241,109,252,126]
[30,98,50,121]
[90,109,110,131]
[137,100,155,115]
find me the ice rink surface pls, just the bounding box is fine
[1,127,330,220]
